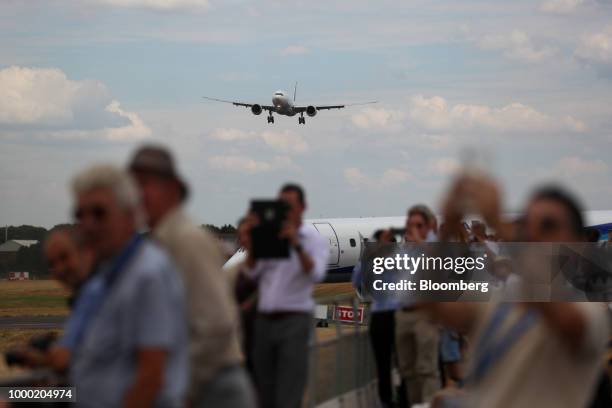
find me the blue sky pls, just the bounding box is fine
[1,0,612,227]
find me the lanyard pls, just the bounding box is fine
[103,233,143,287]
[62,234,144,349]
[469,303,538,384]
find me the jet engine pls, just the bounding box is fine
[306,105,317,117]
[251,104,263,115]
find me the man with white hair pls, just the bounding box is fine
[57,164,188,408]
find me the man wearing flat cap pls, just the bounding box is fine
[129,145,254,408]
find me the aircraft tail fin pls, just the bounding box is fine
[293,81,297,102]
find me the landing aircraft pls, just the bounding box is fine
[203,83,376,124]
[224,211,612,282]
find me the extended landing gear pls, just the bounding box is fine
[267,114,274,124]
[298,114,305,125]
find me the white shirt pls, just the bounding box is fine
[248,223,329,313]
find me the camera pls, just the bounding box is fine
[250,199,290,259]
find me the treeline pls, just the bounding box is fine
[0,223,236,278]
[0,225,49,245]
[0,225,58,279]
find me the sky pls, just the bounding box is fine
[1,0,612,227]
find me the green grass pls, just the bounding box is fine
[1,294,67,308]
[0,280,69,317]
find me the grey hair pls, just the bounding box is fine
[72,164,141,211]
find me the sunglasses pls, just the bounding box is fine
[74,205,108,222]
[537,216,564,234]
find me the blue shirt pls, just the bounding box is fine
[68,240,188,408]
[351,261,402,312]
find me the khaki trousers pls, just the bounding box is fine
[394,309,441,404]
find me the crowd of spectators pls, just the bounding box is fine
[1,144,611,408]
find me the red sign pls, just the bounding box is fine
[334,306,364,323]
[8,272,29,281]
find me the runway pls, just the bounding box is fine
[0,316,66,330]
[0,283,354,331]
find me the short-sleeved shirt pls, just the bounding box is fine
[69,240,188,408]
[352,261,401,312]
[248,223,329,313]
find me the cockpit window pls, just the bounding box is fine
[275,92,283,96]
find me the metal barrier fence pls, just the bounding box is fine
[0,294,380,408]
[307,294,379,408]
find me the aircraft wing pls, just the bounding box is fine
[293,101,377,112]
[202,96,274,111]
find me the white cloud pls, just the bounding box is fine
[103,101,151,141]
[576,26,612,65]
[349,95,586,138]
[479,30,556,62]
[520,156,612,206]
[540,0,585,14]
[210,128,253,141]
[208,155,294,174]
[0,66,150,141]
[280,45,309,56]
[344,167,371,188]
[427,158,460,176]
[409,134,454,150]
[261,130,309,153]
[527,155,609,180]
[408,95,580,133]
[407,96,452,131]
[555,156,608,176]
[93,0,209,11]
[351,107,404,130]
[344,167,411,189]
[381,168,411,185]
[0,66,92,125]
[563,116,588,132]
[209,128,309,154]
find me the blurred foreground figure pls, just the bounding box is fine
[396,205,442,405]
[431,177,610,408]
[4,227,93,373]
[6,227,95,371]
[129,145,254,408]
[44,226,93,300]
[60,164,188,408]
[225,217,259,376]
[244,184,329,408]
[352,230,401,408]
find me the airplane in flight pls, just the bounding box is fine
[224,211,612,283]
[203,83,376,124]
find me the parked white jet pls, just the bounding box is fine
[224,211,612,282]
[203,83,376,124]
